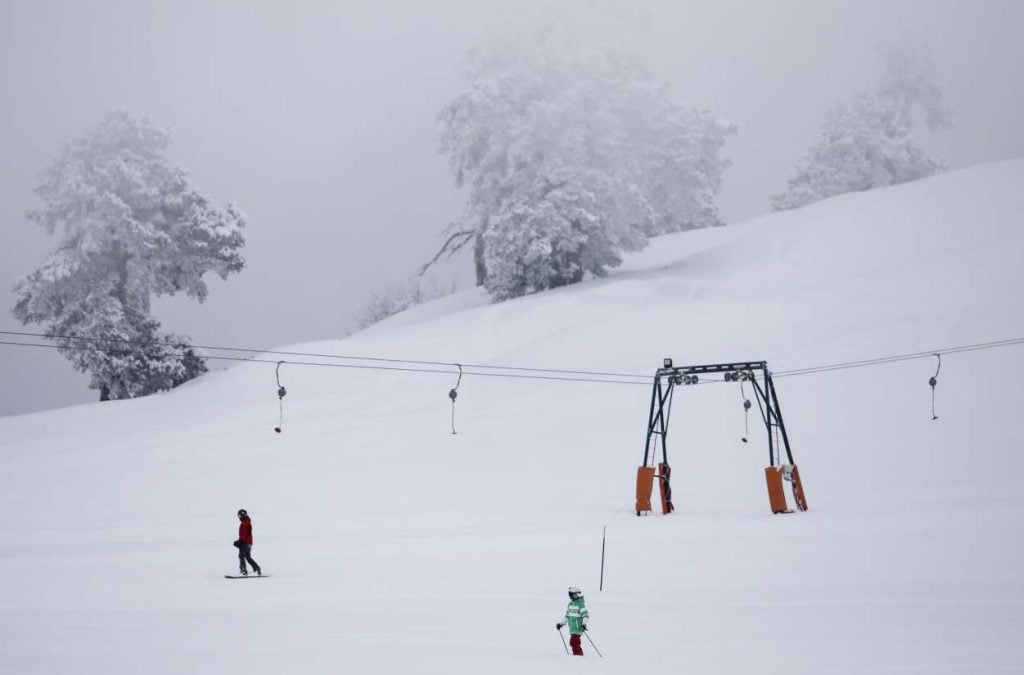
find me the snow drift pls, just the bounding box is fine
[1,160,1023,674]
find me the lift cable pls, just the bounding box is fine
[0,339,648,387]
[773,336,1024,379]
[0,330,651,382]
[2,333,1023,388]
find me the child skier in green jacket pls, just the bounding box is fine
[556,586,589,656]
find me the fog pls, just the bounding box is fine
[2,0,1022,416]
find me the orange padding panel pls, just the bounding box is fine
[636,466,656,514]
[658,463,675,514]
[790,464,808,511]
[764,467,791,514]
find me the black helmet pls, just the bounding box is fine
[237,509,248,517]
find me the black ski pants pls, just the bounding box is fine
[238,542,261,573]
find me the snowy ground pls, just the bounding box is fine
[2,160,1023,674]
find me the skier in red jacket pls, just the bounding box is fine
[233,509,262,576]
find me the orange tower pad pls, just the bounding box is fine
[764,466,791,514]
[635,466,656,514]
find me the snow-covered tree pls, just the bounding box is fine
[425,22,736,300]
[12,111,246,400]
[773,39,952,211]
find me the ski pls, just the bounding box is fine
[224,574,269,579]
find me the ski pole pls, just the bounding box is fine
[583,631,603,658]
[556,626,570,655]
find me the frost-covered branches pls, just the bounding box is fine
[354,278,457,331]
[773,39,951,211]
[12,111,246,400]
[433,23,736,300]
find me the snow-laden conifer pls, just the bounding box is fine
[12,111,246,400]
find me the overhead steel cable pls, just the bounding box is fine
[0,339,649,387]
[0,329,651,382]
[2,331,1023,387]
[773,336,1024,378]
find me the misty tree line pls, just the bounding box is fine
[12,28,950,401]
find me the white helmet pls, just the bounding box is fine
[568,586,582,598]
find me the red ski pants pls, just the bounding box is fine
[569,634,584,656]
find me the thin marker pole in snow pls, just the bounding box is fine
[557,626,570,655]
[599,526,606,591]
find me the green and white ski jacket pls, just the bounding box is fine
[564,597,589,635]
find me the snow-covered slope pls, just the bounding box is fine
[2,161,1023,674]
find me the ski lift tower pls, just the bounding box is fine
[636,358,808,515]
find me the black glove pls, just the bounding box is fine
[556,623,563,630]
[582,625,588,631]
[232,540,241,548]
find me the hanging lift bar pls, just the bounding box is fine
[637,359,807,516]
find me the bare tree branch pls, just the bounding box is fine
[417,227,477,277]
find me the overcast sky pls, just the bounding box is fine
[2,0,1022,417]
